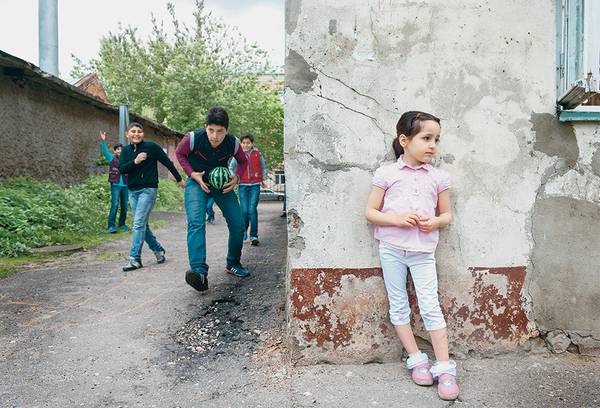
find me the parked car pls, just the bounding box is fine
[259,188,285,201]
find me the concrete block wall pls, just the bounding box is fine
[0,72,180,185]
[285,0,600,363]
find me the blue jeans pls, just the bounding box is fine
[206,197,215,221]
[184,179,244,275]
[238,184,260,239]
[128,188,162,261]
[378,243,446,331]
[108,184,128,228]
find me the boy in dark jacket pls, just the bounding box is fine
[118,122,184,271]
[176,107,250,292]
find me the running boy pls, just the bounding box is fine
[175,107,251,292]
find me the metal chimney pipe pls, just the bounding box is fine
[39,0,59,76]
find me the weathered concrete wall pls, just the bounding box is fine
[0,72,179,185]
[285,0,600,363]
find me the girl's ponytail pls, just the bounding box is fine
[393,111,441,159]
[392,137,404,158]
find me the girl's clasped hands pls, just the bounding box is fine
[394,213,440,232]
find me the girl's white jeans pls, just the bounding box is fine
[379,243,447,331]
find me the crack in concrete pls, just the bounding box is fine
[311,92,387,138]
[311,65,381,107]
[298,150,378,173]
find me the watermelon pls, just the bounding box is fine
[208,166,231,189]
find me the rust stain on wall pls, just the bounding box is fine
[449,267,533,346]
[290,268,382,349]
[467,267,530,340]
[290,266,534,354]
[409,266,532,346]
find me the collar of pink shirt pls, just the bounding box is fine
[397,156,432,172]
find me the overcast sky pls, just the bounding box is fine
[0,0,284,81]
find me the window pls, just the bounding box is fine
[557,0,600,120]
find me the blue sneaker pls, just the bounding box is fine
[225,265,251,277]
[119,225,129,231]
[107,226,117,234]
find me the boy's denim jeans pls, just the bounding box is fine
[206,197,215,220]
[184,179,244,275]
[108,184,128,228]
[128,188,162,261]
[238,184,261,239]
[378,243,446,331]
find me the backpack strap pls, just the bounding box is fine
[189,131,195,151]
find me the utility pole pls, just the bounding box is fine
[39,0,59,76]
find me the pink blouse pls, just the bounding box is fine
[372,157,450,253]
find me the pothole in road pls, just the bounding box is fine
[174,296,264,357]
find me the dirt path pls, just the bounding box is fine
[0,201,291,407]
[1,201,598,407]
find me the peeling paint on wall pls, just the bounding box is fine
[405,266,534,350]
[286,50,318,94]
[531,113,578,167]
[590,147,600,177]
[289,266,535,360]
[285,0,302,35]
[289,268,400,363]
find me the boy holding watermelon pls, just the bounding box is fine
[175,107,250,292]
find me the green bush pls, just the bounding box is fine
[155,177,185,212]
[0,175,183,257]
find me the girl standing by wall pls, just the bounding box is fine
[365,111,459,401]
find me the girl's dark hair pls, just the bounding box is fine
[127,122,143,131]
[240,133,254,143]
[392,111,441,158]
[205,106,229,129]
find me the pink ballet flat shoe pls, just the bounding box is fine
[411,362,434,386]
[437,373,460,400]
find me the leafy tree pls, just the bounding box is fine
[72,0,283,169]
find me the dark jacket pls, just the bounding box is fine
[175,129,248,180]
[118,140,182,191]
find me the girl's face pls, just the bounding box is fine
[400,120,441,166]
[127,126,144,145]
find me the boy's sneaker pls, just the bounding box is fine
[107,226,117,234]
[123,259,142,271]
[185,270,208,292]
[119,225,129,231]
[154,249,166,264]
[437,373,460,401]
[225,265,251,277]
[250,237,260,246]
[412,362,434,386]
